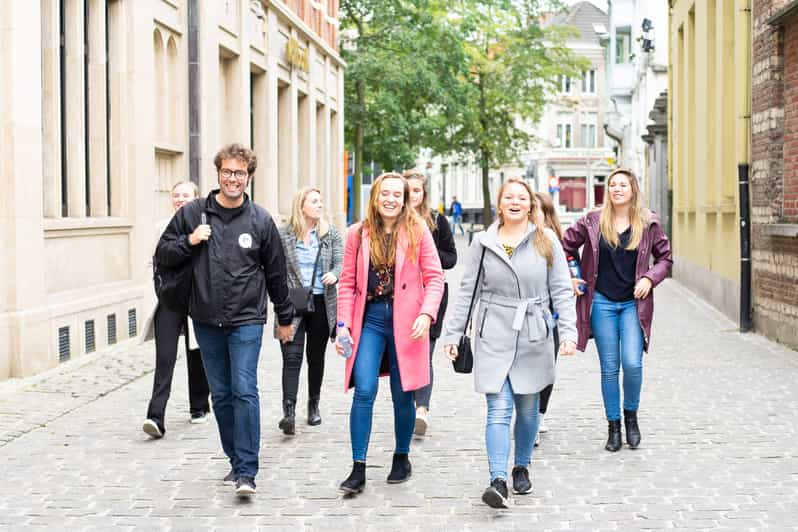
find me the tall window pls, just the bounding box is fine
[580,118,597,148]
[582,69,596,93]
[559,75,572,93]
[616,28,632,64]
[556,122,572,148]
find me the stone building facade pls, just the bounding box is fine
[750,0,798,349]
[0,0,345,380]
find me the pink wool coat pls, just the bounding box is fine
[337,222,444,392]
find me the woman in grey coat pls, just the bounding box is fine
[275,187,343,435]
[442,178,577,509]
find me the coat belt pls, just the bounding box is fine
[481,292,550,341]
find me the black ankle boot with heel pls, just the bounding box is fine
[624,409,641,448]
[307,397,321,426]
[605,419,622,452]
[340,461,366,494]
[278,400,295,435]
[386,453,412,484]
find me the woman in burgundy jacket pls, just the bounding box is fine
[562,169,672,452]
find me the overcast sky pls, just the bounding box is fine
[566,0,608,12]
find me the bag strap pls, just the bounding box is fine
[308,240,322,286]
[463,246,487,334]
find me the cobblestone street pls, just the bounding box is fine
[1,237,797,531]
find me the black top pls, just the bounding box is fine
[595,226,638,302]
[367,263,395,299]
[431,213,457,269]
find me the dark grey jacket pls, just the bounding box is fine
[275,224,344,340]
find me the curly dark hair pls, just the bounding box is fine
[213,143,257,175]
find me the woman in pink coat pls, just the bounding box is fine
[335,172,444,494]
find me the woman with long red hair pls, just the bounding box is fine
[335,172,444,494]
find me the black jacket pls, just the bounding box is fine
[429,212,457,339]
[156,190,294,328]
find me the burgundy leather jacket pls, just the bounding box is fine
[562,210,673,352]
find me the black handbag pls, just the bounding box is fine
[289,244,322,317]
[453,247,487,374]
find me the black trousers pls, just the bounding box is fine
[146,304,210,432]
[539,325,559,414]
[281,295,329,403]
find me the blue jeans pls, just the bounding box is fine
[590,292,645,421]
[350,300,415,462]
[450,215,464,235]
[485,378,539,482]
[193,322,263,479]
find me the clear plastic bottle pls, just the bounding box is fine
[566,255,587,294]
[337,321,353,358]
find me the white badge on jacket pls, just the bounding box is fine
[238,233,253,249]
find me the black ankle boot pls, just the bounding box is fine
[340,461,366,494]
[307,397,321,426]
[278,400,295,435]
[605,420,622,452]
[624,409,641,449]
[386,453,412,484]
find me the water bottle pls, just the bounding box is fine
[337,321,353,358]
[567,255,587,294]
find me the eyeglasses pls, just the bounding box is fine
[220,168,248,179]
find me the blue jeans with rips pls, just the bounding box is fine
[350,300,415,462]
[590,291,645,421]
[485,378,539,482]
[193,322,263,479]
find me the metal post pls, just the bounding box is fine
[738,163,752,332]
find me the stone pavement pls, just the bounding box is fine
[1,235,798,531]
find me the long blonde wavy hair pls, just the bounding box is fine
[599,168,649,250]
[497,177,554,267]
[288,187,329,240]
[363,172,423,267]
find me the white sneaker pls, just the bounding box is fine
[414,408,429,436]
[142,419,163,439]
[534,431,540,447]
[190,412,209,424]
[538,415,548,433]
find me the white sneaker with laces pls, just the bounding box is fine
[414,407,429,436]
[538,414,548,433]
[142,419,163,439]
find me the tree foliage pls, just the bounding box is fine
[341,0,589,221]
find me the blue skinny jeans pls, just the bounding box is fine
[590,291,645,421]
[350,300,415,462]
[485,378,539,482]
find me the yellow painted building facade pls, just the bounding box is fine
[668,0,752,320]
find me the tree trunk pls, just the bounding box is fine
[481,149,492,225]
[354,78,365,221]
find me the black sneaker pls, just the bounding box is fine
[481,478,509,508]
[223,470,237,485]
[511,466,532,495]
[235,477,256,497]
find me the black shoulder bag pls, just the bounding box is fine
[453,246,487,374]
[289,243,323,317]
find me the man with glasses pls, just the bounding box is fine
[156,143,293,497]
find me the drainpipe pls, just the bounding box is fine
[188,0,201,186]
[604,123,624,164]
[738,0,753,332]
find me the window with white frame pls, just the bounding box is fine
[556,122,573,148]
[580,116,597,148]
[582,69,596,93]
[559,75,572,94]
[615,28,632,64]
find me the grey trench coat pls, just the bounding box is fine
[442,222,577,395]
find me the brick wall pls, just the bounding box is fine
[751,0,798,350]
[285,0,339,51]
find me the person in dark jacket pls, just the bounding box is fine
[562,168,673,453]
[156,143,293,497]
[403,169,457,436]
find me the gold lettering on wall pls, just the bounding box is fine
[286,37,309,72]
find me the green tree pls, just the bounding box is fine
[340,0,464,219]
[437,0,588,223]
